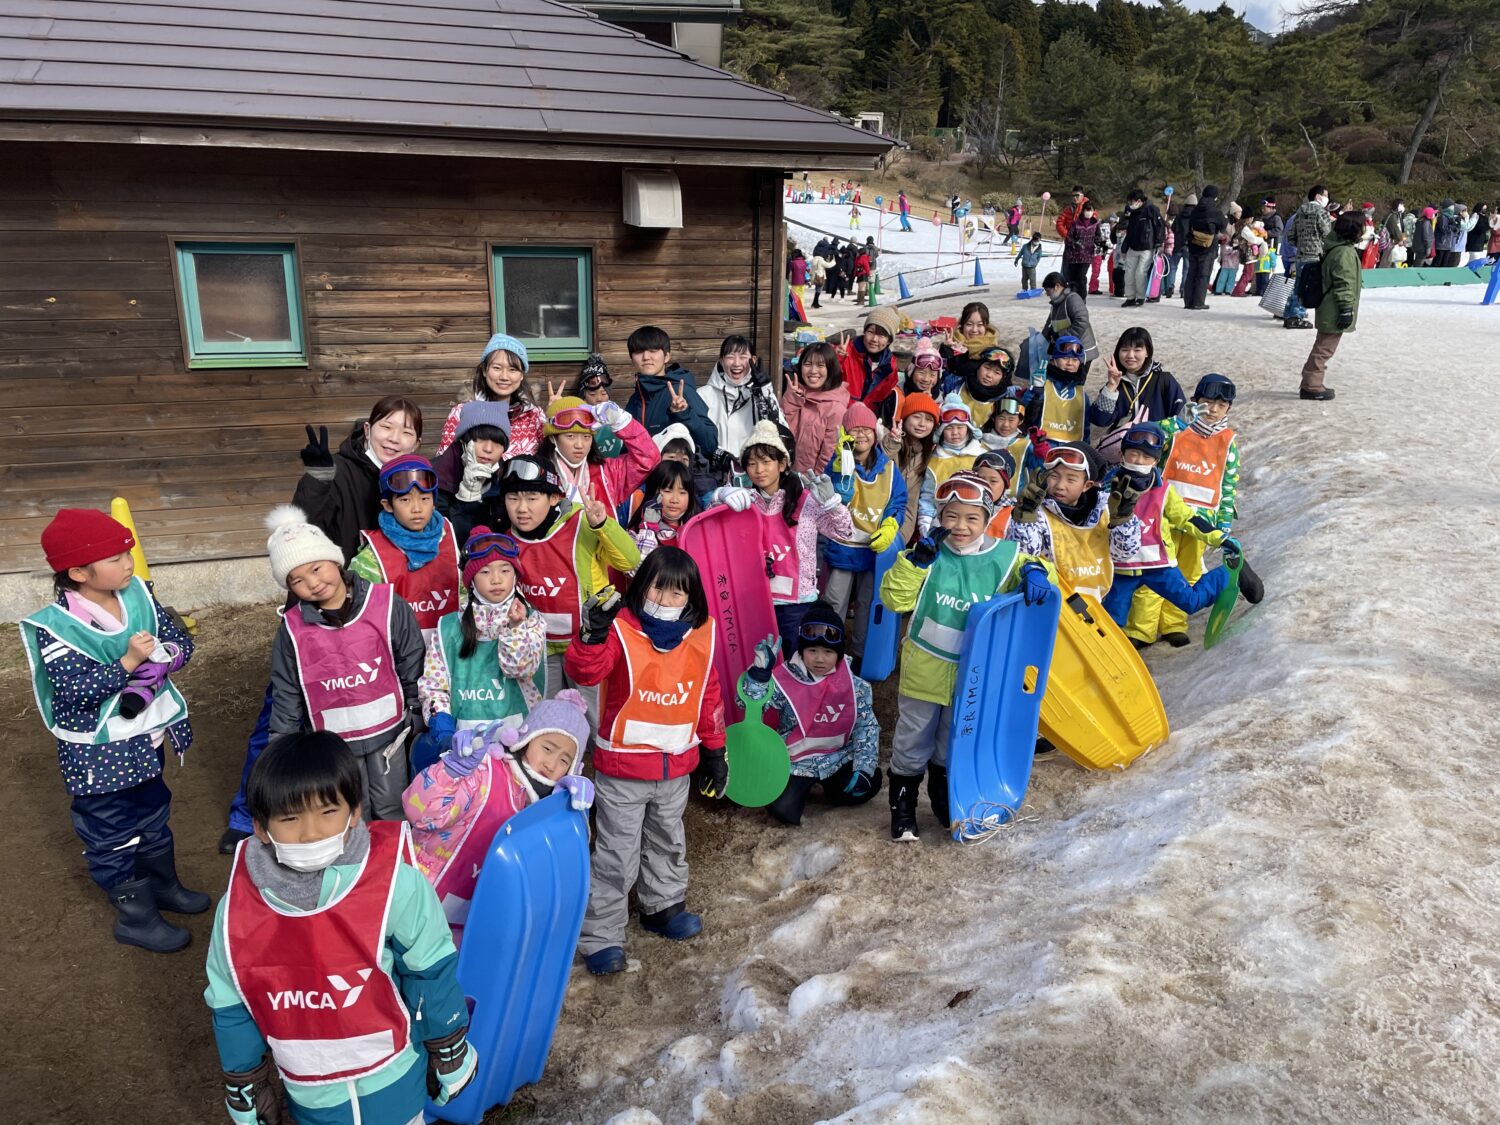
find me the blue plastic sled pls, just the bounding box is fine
[859,536,904,682]
[426,791,590,1123]
[946,587,1062,842]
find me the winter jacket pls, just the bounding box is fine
[780,381,850,474]
[513,503,641,656]
[788,256,809,285]
[1288,200,1333,260]
[1112,476,1224,574]
[881,429,935,543]
[1014,242,1046,269]
[563,608,726,781]
[1004,491,1143,575]
[548,416,659,514]
[1261,211,1285,244]
[417,602,547,721]
[1315,235,1362,334]
[404,754,531,891]
[434,443,505,546]
[437,398,544,458]
[1041,289,1098,363]
[1185,199,1228,251]
[837,339,898,407]
[811,254,835,285]
[1410,217,1435,264]
[291,424,384,565]
[704,364,787,462]
[721,488,854,604]
[1467,212,1491,253]
[1122,202,1165,252]
[741,656,879,781]
[824,445,909,572]
[20,582,195,797]
[204,829,466,1125]
[1087,362,1186,459]
[1056,196,1089,239]
[1170,207,1193,256]
[1064,217,1099,265]
[269,575,426,758]
[626,364,719,457]
[940,327,1000,385]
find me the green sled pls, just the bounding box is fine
[1204,541,1255,650]
[723,680,792,808]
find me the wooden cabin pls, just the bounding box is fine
[0,0,888,606]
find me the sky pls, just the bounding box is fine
[1177,0,1295,35]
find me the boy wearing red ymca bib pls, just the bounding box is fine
[563,547,727,977]
[204,731,475,1125]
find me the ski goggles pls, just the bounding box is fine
[1051,342,1085,360]
[913,354,942,370]
[1195,374,1236,403]
[547,406,595,433]
[996,396,1023,416]
[1043,446,1091,473]
[941,407,972,426]
[380,467,437,496]
[1122,426,1166,455]
[798,620,845,645]
[465,531,521,562]
[975,347,1013,370]
[935,475,992,507]
[501,459,563,492]
[579,372,612,393]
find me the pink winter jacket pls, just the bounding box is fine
[780,383,851,474]
[403,754,529,891]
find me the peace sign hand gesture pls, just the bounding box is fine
[580,493,610,528]
[1104,354,1124,391]
[545,378,564,406]
[667,380,690,415]
[299,424,333,469]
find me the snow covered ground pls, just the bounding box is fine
[528,285,1500,1124]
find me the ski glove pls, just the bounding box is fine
[442,728,486,780]
[1108,483,1142,525]
[1188,514,1228,545]
[1336,308,1355,330]
[747,634,779,682]
[719,487,755,512]
[698,748,729,799]
[580,586,622,645]
[810,473,842,508]
[906,528,949,569]
[223,1057,285,1125]
[1019,562,1052,606]
[1028,427,1052,463]
[591,400,630,431]
[426,711,457,751]
[426,1028,478,1107]
[1015,476,1048,522]
[843,768,879,800]
[557,774,595,811]
[870,517,900,553]
[457,443,499,502]
[298,424,333,471]
[1176,402,1205,428]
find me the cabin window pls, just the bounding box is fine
[490,247,593,361]
[172,241,307,368]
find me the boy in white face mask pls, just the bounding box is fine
[204,731,476,1125]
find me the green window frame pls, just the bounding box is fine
[172,240,307,369]
[489,246,593,362]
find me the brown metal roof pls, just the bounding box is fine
[0,0,891,164]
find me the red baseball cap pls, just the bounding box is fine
[41,509,135,572]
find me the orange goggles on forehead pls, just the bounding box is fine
[940,408,971,426]
[549,407,595,432]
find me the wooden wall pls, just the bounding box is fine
[0,142,780,574]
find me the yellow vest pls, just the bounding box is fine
[1040,382,1085,442]
[1044,509,1112,599]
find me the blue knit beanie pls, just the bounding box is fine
[457,399,513,442]
[481,332,530,373]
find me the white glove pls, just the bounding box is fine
[456,444,498,503]
[719,487,755,512]
[810,473,841,508]
[1177,401,1205,427]
[591,400,629,431]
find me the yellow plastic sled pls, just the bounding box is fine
[1039,589,1168,770]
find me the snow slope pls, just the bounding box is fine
[528,285,1500,1124]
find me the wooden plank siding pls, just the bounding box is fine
[0,141,780,574]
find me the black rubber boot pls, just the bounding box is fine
[1237,556,1265,605]
[219,827,251,855]
[1161,632,1192,648]
[107,878,191,953]
[888,772,923,842]
[766,775,817,826]
[926,764,951,830]
[136,842,213,914]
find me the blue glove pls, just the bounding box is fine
[1221,536,1243,568]
[556,774,595,811]
[844,769,878,799]
[1020,562,1052,606]
[426,711,456,747]
[442,728,486,779]
[907,528,949,569]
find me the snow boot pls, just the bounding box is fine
[767,774,817,827]
[926,764,951,830]
[1161,632,1192,648]
[1237,556,1265,605]
[640,903,702,941]
[585,946,626,975]
[107,878,191,953]
[889,771,923,842]
[136,841,212,914]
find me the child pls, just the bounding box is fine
[879,473,1054,840]
[1023,335,1091,444]
[714,421,854,653]
[21,509,203,953]
[1005,442,1139,600]
[927,394,988,490]
[494,456,641,718]
[265,506,425,820]
[781,341,851,474]
[904,337,946,400]
[882,391,941,540]
[1213,238,1241,296]
[568,353,624,458]
[204,732,475,1125]
[540,395,659,513]
[350,454,461,644]
[943,344,1014,430]
[836,306,901,407]
[824,402,908,667]
[981,388,1031,499]
[1014,233,1045,291]
[1131,374,1243,646]
[1089,327,1186,463]
[740,603,881,827]
[624,325,718,456]
[848,201,862,229]
[628,459,704,558]
[437,332,544,457]
[703,335,786,480]
[973,450,1017,537]
[413,526,547,773]
[404,691,593,940]
[563,547,727,975]
[435,398,511,545]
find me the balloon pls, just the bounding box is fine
[1041,191,1052,201]
[1164,185,1175,196]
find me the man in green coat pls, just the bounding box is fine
[1299,210,1366,402]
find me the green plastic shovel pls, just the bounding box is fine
[723,680,792,808]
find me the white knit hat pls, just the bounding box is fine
[652,421,695,454]
[740,418,789,464]
[265,505,343,589]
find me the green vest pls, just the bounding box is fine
[20,576,188,744]
[908,539,1021,662]
[436,613,546,730]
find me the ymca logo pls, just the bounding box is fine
[410,588,452,615]
[639,681,694,706]
[457,678,509,703]
[934,591,981,612]
[267,969,373,1011]
[766,544,791,567]
[521,575,567,600]
[813,703,847,725]
[850,505,882,526]
[1068,561,1105,579]
[319,658,382,692]
[1173,456,1213,477]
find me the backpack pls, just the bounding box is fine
[1296,256,1326,308]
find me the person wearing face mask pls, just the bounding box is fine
[1119,188,1165,307]
[1282,184,1334,329]
[704,334,786,481]
[410,527,547,775]
[205,731,477,1125]
[1095,424,1260,646]
[539,395,659,515]
[927,395,989,490]
[1380,199,1406,267]
[404,689,592,943]
[740,604,882,828]
[435,399,512,546]
[1062,202,1100,300]
[563,546,727,975]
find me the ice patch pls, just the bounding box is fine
[782,842,842,888]
[769,893,841,950]
[787,971,850,1021]
[604,1110,662,1125]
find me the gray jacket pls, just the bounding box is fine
[1288,200,1333,259]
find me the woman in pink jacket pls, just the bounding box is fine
[780,342,851,474]
[402,690,594,944]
